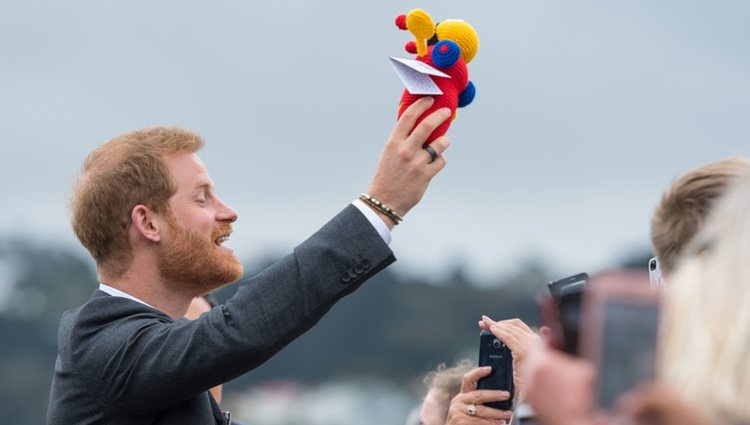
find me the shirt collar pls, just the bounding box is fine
[98,282,155,308]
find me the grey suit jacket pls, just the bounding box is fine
[47,205,395,424]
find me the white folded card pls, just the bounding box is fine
[389,57,451,95]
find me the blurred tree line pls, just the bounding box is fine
[0,236,650,424]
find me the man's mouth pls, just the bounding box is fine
[214,234,230,247]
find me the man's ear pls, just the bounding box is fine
[131,204,162,243]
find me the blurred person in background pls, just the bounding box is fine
[643,174,750,424]
[451,157,750,425]
[649,157,750,285]
[184,294,223,405]
[521,269,652,425]
[521,163,750,425]
[46,97,452,424]
[184,294,249,425]
[405,359,475,425]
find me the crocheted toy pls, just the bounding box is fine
[394,9,479,145]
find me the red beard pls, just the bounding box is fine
[158,219,243,296]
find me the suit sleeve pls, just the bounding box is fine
[74,205,396,414]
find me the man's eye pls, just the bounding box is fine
[196,198,207,204]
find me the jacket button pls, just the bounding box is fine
[354,264,364,274]
[340,273,352,284]
[360,259,371,270]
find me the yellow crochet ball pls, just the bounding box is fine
[406,9,435,39]
[436,19,479,64]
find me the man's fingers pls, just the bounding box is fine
[422,137,450,168]
[406,107,452,148]
[427,136,450,156]
[391,97,435,142]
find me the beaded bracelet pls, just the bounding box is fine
[359,193,403,225]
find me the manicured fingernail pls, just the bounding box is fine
[422,96,434,104]
[482,315,493,322]
[440,107,451,116]
[500,391,510,398]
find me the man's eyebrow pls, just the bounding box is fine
[192,182,214,191]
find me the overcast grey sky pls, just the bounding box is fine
[2,0,749,281]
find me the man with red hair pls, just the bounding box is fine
[47,98,451,424]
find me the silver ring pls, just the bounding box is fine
[424,145,438,164]
[467,403,477,416]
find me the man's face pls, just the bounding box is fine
[157,152,243,294]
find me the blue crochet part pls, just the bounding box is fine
[458,81,476,108]
[432,40,461,68]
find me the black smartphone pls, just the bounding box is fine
[545,273,589,354]
[547,272,589,301]
[557,283,587,355]
[477,330,514,410]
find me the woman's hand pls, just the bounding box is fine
[479,316,541,400]
[445,366,514,425]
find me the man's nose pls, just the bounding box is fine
[216,198,238,223]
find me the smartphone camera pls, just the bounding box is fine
[648,257,664,288]
[492,338,502,349]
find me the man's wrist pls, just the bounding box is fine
[352,199,393,243]
[358,193,403,227]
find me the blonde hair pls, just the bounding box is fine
[71,127,204,277]
[650,157,750,276]
[423,358,474,397]
[659,175,750,423]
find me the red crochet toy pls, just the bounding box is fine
[395,9,479,145]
